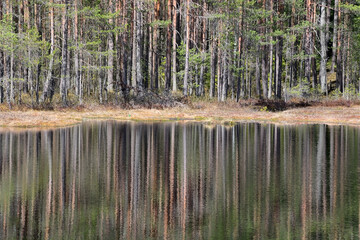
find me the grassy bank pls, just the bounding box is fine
[0,99,360,129]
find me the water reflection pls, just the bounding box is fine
[0,122,359,239]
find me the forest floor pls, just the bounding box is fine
[1,99,360,129]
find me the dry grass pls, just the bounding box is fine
[0,100,360,130]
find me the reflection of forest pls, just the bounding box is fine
[0,122,358,239]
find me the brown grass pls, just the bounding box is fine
[0,100,360,130]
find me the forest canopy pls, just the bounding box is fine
[0,0,360,107]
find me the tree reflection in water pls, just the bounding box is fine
[0,122,359,239]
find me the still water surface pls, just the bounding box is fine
[0,122,359,239]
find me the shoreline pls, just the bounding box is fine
[1,103,360,130]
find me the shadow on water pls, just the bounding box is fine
[0,121,359,239]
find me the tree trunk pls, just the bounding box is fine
[0,1,3,103]
[131,3,137,90]
[171,0,177,92]
[311,1,317,88]
[319,0,327,93]
[183,0,190,96]
[261,49,268,99]
[261,0,268,99]
[275,38,283,99]
[136,0,143,94]
[221,51,227,102]
[199,7,206,96]
[331,0,339,73]
[165,0,172,91]
[305,0,312,85]
[120,0,129,98]
[98,47,103,104]
[153,0,160,89]
[60,0,69,105]
[210,39,216,98]
[41,0,55,102]
[107,0,114,92]
[217,43,222,101]
[268,39,273,98]
[255,48,261,97]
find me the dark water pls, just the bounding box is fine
[0,122,359,239]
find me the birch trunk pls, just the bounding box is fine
[183,0,190,96]
[319,0,327,93]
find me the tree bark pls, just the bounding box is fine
[319,0,327,93]
[210,39,216,98]
[41,0,55,102]
[305,0,312,85]
[153,0,160,89]
[0,2,3,103]
[275,37,283,99]
[165,0,172,91]
[331,0,339,73]
[183,0,190,96]
[171,0,177,92]
[107,0,114,92]
[131,3,137,90]
[136,0,143,94]
[60,0,69,105]
[255,48,261,97]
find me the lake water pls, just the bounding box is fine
[0,122,359,239]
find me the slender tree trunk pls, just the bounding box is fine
[305,0,312,85]
[268,40,273,98]
[261,49,268,99]
[148,13,153,89]
[4,0,11,108]
[255,48,261,97]
[131,3,137,90]
[275,39,282,99]
[331,0,339,73]
[136,0,143,94]
[319,0,327,93]
[10,46,14,103]
[0,1,3,103]
[60,0,69,105]
[199,6,207,96]
[153,0,160,89]
[98,47,103,104]
[221,51,227,102]
[183,0,190,96]
[326,0,331,43]
[121,0,128,98]
[165,0,172,91]
[311,2,317,88]
[217,42,222,101]
[107,0,114,92]
[172,0,177,92]
[210,39,216,98]
[336,0,343,91]
[261,0,268,99]
[24,0,30,94]
[41,0,55,102]
[74,0,81,100]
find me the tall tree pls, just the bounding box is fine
[171,0,178,92]
[275,0,283,99]
[319,0,327,93]
[331,0,339,73]
[41,0,55,102]
[107,0,114,92]
[183,0,190,96]
[165,0,172,91]
[60,0,69,105]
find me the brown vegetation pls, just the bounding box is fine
[1,99,360,129]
